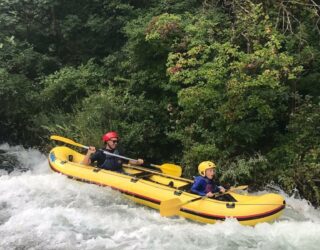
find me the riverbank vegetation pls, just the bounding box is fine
[0,0,319,206]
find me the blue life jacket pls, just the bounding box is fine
[191,176,221,196]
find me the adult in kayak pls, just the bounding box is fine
[82,131,144,172]
[191,161,226,197]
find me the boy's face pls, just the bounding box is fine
[205,168,216,179]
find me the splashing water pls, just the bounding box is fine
[0,144,320,250]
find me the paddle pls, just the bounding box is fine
[122,163,193,183]
[160,197,204,216]
[50,135,182,177]
[160,185,248,217]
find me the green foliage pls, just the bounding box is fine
[220,154,269,187]
[145,13,183,48]
[0,0,134,64]
[164,4,304,170]
[268,95,320,205]
[0,68,36,143]
[39,87,174,162]
[180,143,220,177]
[0,35,56,144]
[39,61,104,112]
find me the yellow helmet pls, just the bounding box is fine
[198,161,216,176]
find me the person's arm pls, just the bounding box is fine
[206,181,225,197]
[82,146,96,165]
[215,180,226,193]
[128,158,144,165]
[191,178,206,196]
[113,149,143,166]
[218,186,226,192]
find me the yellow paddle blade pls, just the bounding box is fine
[160,198,183,217]
[158,163,182,177]
[160,196,204,217]
[50,135,88,149]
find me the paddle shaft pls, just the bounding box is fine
[99,149,139,163]
[178,188,243,207]
[182,196,203,206]
[51,135,141,162]
[123,164,193,183]
[94,149,183,176]
[99,150,170,169]
[97,150,181,175]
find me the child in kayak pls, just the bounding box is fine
[191,161,225,197]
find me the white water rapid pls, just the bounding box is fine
[0,144,320,250]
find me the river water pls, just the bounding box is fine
[0,143,319,250]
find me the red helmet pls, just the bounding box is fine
[102,131,119,142]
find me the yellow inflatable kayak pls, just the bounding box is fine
[49,146,286,226]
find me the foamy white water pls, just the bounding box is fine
[0,144,320,250]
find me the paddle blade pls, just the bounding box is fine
[160,198,183,217]
[50,135,88,149]
[159,163,182,177]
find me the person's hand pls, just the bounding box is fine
[82,146,96,165]
[219,187,226,193]
[206,192,215,197]
[87,146,96,155]
[136,159,144,165]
